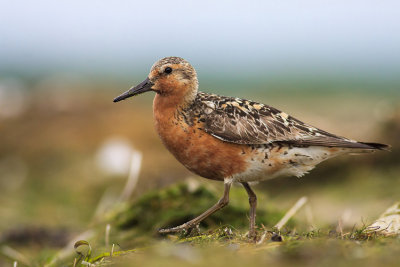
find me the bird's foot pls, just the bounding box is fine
[158,223,196,234]
[247,229,258,242]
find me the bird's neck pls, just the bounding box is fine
[153,87,197,114]
[153,89,197,147]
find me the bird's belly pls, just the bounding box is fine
[155,120,249,181]
[231,145,347,183]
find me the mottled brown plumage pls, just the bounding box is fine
[182,92,388,150]
[113,56,389,239]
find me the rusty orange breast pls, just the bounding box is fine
[153,94,249,181]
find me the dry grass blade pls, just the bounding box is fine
[105,224,111,248]
[0,245,30,266]
[275,196,308,230]
[257,196,308,245]
[119,151,142,202]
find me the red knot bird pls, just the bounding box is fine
[114,56,389,238]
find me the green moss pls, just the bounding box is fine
[110,182,287,235]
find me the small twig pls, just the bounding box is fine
[337,219,344,239]
[119,151,142,202]
[257,197,308,245]
[105,224,111,248]
[13,261,18,267]
[0,246,30,266]
[256,232,268,245]
[275,196,308,230]
[365,220,393,234]
[111,244,115,257]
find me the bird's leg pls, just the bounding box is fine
[159,180,232,234]
[241,182,257,239]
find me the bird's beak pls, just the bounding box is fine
[113,77,154,102]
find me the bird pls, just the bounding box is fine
[113,56,389,238]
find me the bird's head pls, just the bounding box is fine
[113,57,198,104]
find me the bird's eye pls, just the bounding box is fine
[164,67,172,74]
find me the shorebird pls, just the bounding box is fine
[113,57,389,238]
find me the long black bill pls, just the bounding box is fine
[113,77,153,102]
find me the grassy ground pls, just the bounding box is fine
[0,86,399,266]
[75,230,400,267]
[32,181,400,266]
[4,180,398,267]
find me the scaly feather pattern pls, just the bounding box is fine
[183,92,388,150]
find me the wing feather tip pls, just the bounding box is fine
[359,142,391,151]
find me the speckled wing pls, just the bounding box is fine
[195,92,387,150]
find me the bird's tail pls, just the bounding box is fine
[345,142,390,155]
[358,142,391,151]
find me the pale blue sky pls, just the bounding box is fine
[1,0,399,79]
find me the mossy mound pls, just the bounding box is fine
[110,181,287,235]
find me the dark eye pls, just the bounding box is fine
[164,67,172,74]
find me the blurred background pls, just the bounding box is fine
[0,0,399,265]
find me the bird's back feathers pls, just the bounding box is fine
[184,92,389,150]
